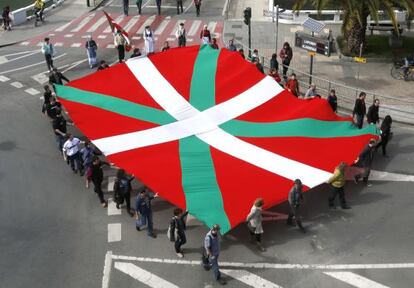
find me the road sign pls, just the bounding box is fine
[354,57,367,63]
[302,17,326,33]
[295,32,332,56]
[308,51,316,56]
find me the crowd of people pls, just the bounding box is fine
[122,0,203,17]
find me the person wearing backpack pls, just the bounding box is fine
[203,224,226,285]
[168,208,189,258]
[113,169,134,217]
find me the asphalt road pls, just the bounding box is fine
[1,1,414,287]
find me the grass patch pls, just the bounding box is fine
[0,0,34,11]
[337,35,414,58]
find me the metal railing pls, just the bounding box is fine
[227,38,414,125]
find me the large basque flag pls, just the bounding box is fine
[55,45,379,233]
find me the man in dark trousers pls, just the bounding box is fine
[287,179,306,232]
[135,187,158,238]
[354,138,377,186]
[204,224,226,285]
[327,162,350,209]
[114,169,134,217]
[122,0,129,16]
[49,68,70,92]
[353,92,366,129]
[41,37,55,71]
[52,109,67,151]
[367,99,380,125]
[194,0,201,16]
[155,0,162,15]
[169,208,189,258]
[90,157,109,208]
[176,0,183,14]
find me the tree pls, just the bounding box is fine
[293,0,414,54]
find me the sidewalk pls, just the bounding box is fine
[224,0,414,124]
[0,0,98,47]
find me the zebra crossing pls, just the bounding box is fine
[19,12,223,50]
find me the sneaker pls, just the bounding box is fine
[256,242,266,252]
[217,277,227,285]
[85,182,89,189]
[341,205,351,210]
[148,233,157,238]
[102,202,108,208]
[116,204,120,209]
[176,252,184,258]
[136,226,141,231]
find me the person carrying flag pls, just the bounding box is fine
[114,30,127,63]
[143,25,155,55]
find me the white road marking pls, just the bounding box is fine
[71,43,81,47]
[132,36,141,40]
[123,15,140,33]
[146,5,182,9]
[110,254,414,270]
[55,21,72,32]
[184,0,194,13]
[207,21,217,34]
[25,88,40,95]
[10,82,23,88]
[166,37,175,41]
[104,15,125,33]
[71,13,95,32]
[324,272,390,288]
[1,50,38,57]
[108,223,121,242]
[154,19,170,35]
[114,262,179,288]
[97,35,107,39]
[102,251,112,288]
[221,269,283,288]
[108,198,121,216]
[36,42,43,47]
[55,42,64,47]
[64,34,74,38]
[20,41,30,46]
[136,15,155,35]
[87,16,107,33]
[188,20,201,36]
[0,75,10,82]
[290,27,297,33]
[187,38,193,42]
[0,53,67,75]
[107,176,115,192]
[48,33,55,36]
[107,44,115,49]
[61,59,88,73]
[370,170,414,182]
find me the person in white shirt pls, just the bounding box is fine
[143,26,155,55]
[175,22,186,47]
[62,133,83,175]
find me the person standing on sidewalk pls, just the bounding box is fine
[284,73,300,97]
[2,6,12,31]
[41,38,55,72]
[367,99,380,125]
[169,208,189,258]
[353,92,367,129]
[327,89,338,112]
[353,138,376,186]
[270,53,279,72]
[143,26,155,55]
[90,156,109,208]
[287,179,306,232]
[203,225,226,285]
[135,188,158,238]
[279,42,293,80]
[176,0,183,14]
[62,133,83,175]
[136,0,142,14]
[114,169,134,217]
[85,36,98,69]
[114,30,127,63]
[122,0,129,16]
[175,23,186,47]
[194,0,201,16]
[327,162,350,209]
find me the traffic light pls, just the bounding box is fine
[243,7,251,26]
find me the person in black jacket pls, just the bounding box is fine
[353,92,366,129]
[367,99,380,125]
[354,139,376,185]
[169,208,189,258]
[49,68,70,92]
[90,157,109,208]
[114,169,134,217]
[377,115,392,156]
[327,89,337,112]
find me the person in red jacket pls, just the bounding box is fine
[268,68,281,83]
[200,25,211,44]
[284,73,300,97]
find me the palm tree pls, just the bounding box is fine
[293,0,414,54]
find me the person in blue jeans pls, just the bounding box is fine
[135,188,158,238]
[204,224,227,285]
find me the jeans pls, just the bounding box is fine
[287,204,303,228]
[45,54,54,71]
[209,255,221,280]
[174,232,186,253]
[356,114,364,129]
[55,134,65,151]
[136,212,153,235]
[282,59,290,78]
[328,186,347,208]
[177,0,183,13]
[195,4,200,16]
[136,0,142,13]
[68,152,82,173]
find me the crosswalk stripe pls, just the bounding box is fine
[114,262,179,288]
[136,15,155,35]
[71,13,95,32]
[25,88,40,95]
[154,19,170,35]
[104,15,125,33]
[55,21,72,32]
[10,81,23,88]
[170,20,185,35]
[108,198,121,216]
[107,176,115,192]
[221,269,283,288]
[55,42,64,47]
[86,15,107,33]
[108,223,121,242]
[123,15,140,33]
[188,20,201,36]
[32,73,49,84]
[324,272,390,288]
[207,21,217,35]
[0,75,10,82]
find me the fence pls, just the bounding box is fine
[229,38,414,125]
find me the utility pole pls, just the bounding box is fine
[243,7,252,58]
[309,31,314,84]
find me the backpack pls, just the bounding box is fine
[167,218,178,241]
[113,179,125,205]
